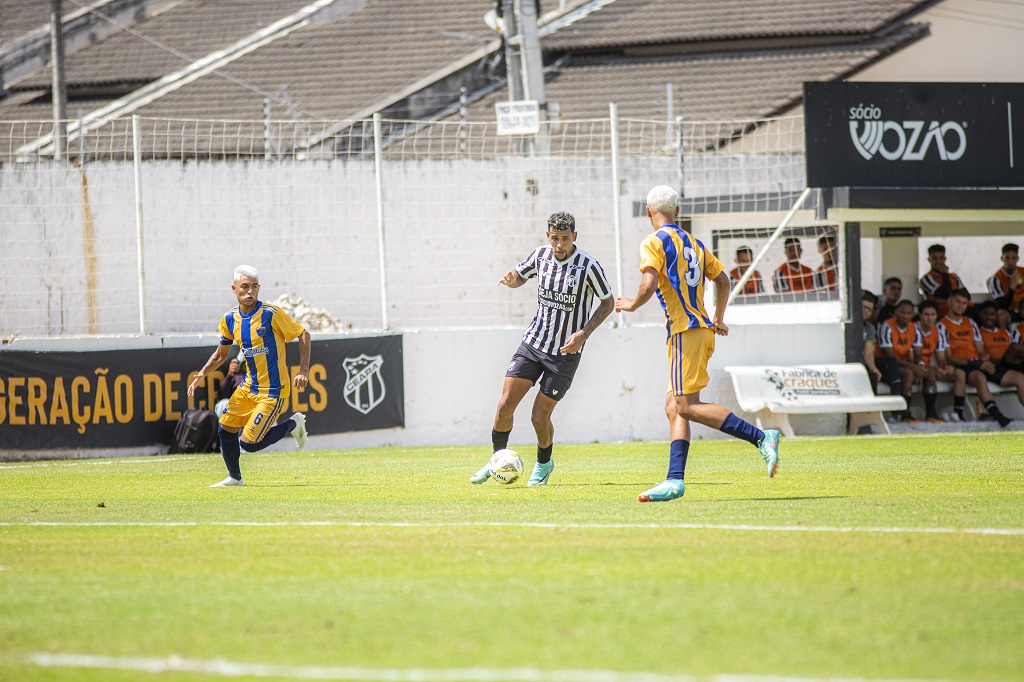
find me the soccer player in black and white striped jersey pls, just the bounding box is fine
[471,211,614,487]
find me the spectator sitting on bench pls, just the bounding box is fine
[813,235,837,292]
[876,277,902,324]
[920,244,967,319]
[938,289,1012,427]
[773,237,814,293]
[879,300,928,423]
[729,245,764,295]
[987,242,1024,327]
[861,290,883,393]
[915,300,956,423]
[1012,298,1024,352]
[976,301,1024,414]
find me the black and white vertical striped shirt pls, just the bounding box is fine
[516,245,613,356]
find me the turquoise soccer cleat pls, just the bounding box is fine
[527,459,554,486]
[470,463,491,484]
[637,479,685,502]
[758,429,781,478]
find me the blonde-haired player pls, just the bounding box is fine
[616,186,780,502]
[188,265,311,487]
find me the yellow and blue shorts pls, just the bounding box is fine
[667,328,715,396]
[219,389,287,443]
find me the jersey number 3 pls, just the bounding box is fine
[682,246,701,287]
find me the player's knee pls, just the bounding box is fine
[674,400,696,421]
[239,438,261,452]
[530,409,551,430]
[495,399,515,420]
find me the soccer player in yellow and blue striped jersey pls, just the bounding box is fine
[616,186,781,502]
[187,265,311,487]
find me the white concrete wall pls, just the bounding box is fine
[0,154,813,339]
[2,323,847,459]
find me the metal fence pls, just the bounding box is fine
[0,111,829,339]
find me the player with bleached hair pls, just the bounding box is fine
[470,211,614,487]
[616,186,781,502]
[187,265,311,487]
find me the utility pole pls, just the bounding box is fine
[514,0,547,153]
[500,0,524,102]
[49,0,68,161]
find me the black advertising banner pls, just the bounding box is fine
[804,82,1024,188]
[0,336,403,450]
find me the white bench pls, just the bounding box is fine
[724,364,907,436]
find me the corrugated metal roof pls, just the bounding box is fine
[543,0,934,50]
[118,0,502,121]
[14,0,318,88]
[0,0,76,46]
[0,0,930,159]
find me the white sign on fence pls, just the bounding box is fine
[495,100,540,135]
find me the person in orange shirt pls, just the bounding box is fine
[938,289,1011,426]
[919,244,966,318]
[976,301,1024,410]
[914,300,957,422]
[728,245,764,295]
[813,235,838,292]
[773,237,814,293]
[987,243,1024,325]
[879,300,929,423]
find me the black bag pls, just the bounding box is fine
[169,408,220,454]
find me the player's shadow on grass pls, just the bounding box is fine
[250,483,336,488]
[712,495,847,502]
[555,481,734,487]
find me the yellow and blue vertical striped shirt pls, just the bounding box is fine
[218,302,305,399]
[639,224,724,338]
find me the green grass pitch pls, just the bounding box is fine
[1,432,1023,682]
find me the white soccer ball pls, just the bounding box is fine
[488,449,523,485]
[214,398,229,419]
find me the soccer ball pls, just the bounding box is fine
[488,449,523,485]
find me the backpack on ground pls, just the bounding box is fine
[169,408,220,454]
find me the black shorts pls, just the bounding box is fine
[506,342,582,401]
[988,361,1018,386]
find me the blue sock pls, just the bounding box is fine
[667,439,689,480]
[240,419,295,453]
[720,412,764,447]
[218,426,242,480]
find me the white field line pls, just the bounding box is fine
[0,456,199,469]
[25,653,974,682]
[2,520,1022,536]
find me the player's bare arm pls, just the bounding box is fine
[293,329,312,389]
[616,268,658,313]
[499,270,526,288]
[711,270,730,337]
[187,344,232,396]
[864,341,883,379]
[560,295,614,354]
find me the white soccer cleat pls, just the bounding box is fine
[210,477,244,487]
[290,412,307,449]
